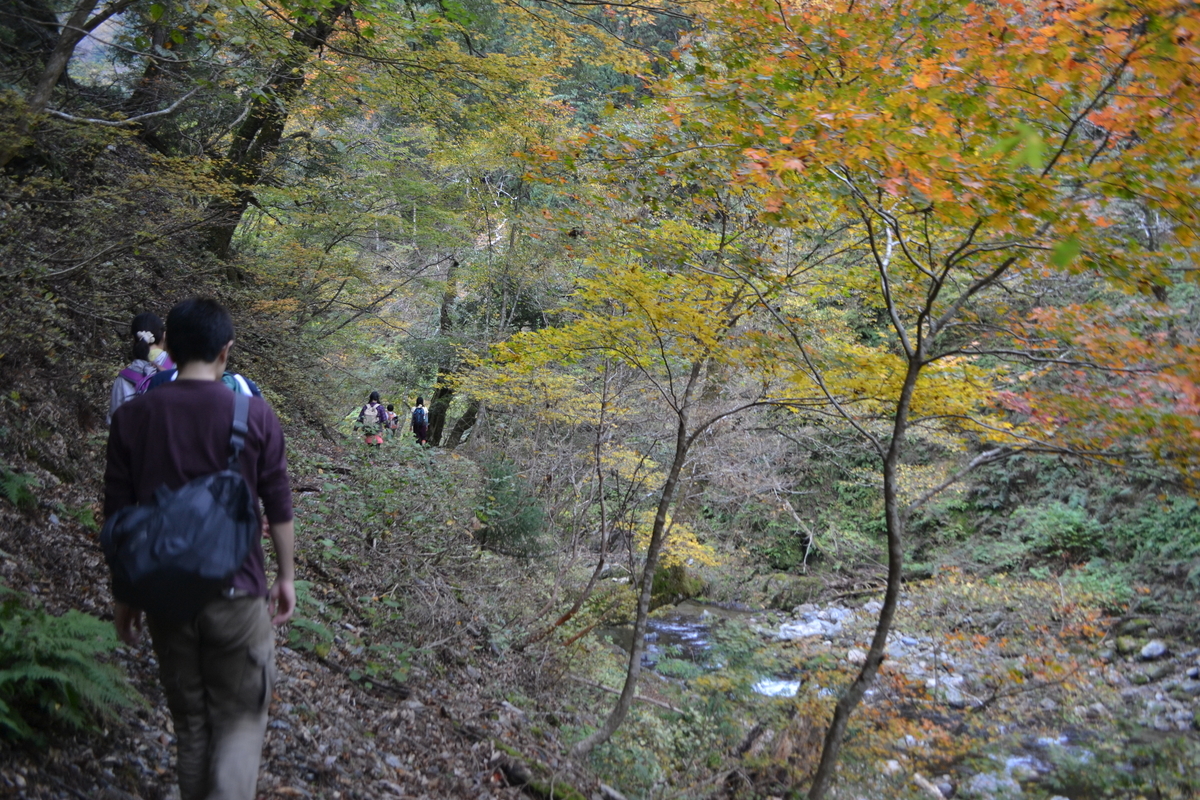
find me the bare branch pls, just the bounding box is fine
[44,88,200,127]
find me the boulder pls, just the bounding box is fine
[927,674,968,708]
[822,606,853,623]
[1118,617,1153,636]
[766,575,824,610]
[961,772,1023,799]
[1115,636,1141,656]
[651,564,705,610]
[778,620,825,640]
[847,647,868,666]
[1169,681,1200,700]
[1147,663,1172,682]
[1140,640,1169,661]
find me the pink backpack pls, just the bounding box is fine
[118,368,156,396]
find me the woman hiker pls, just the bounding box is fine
[357,391,387,447]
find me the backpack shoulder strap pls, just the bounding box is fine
[119,368,143,385]
[229,391,250,469]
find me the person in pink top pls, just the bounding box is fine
[357,390,387,446]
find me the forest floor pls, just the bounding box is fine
[0,430,603,800]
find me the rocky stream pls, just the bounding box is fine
[603,587,1200,799]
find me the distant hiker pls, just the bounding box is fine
[411,396,429,445]
[357,391,387,446]
[107,312,165,426]
[103,297,294,800]
[385,404,400,435]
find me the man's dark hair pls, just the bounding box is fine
[166,298,234,367]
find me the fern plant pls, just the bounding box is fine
[0,587,141,743]
[0,467,38,512]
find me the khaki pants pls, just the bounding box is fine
[148,596,275,800]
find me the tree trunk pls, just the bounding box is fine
[203,2,349,257]
[571,360,704,758]
[0,0,134,170]
[803,355,922,800]
[444,398,479,449]
[427,258,459,445]
[25,0,99,114]
[121,16,181,152]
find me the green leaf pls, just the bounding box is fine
[1050,236,1082,267]
[148,3,164,22]
[440,0,476,26]
[1016,123,1045,172]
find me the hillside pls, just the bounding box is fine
[0,432,605,799]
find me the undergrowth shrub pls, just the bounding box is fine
[0,587,140,743]
[475,457,546,557]
[1111,497,1200,588]
[1062,560,1135,612]
[1019,502,1105,561]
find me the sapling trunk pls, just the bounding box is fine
[803,356,922,800]
[571,360,703,758]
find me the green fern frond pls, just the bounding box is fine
[0,586,142,743]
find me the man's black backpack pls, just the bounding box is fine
[101,392,259,622]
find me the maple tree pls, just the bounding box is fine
[463,167,798,753]
[663,0,1200,794]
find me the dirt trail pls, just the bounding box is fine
[0,454,596,800]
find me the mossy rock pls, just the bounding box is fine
[767,575,824,611]
[1118,617,1153,636]
[1115,636,1142,656]
[651,564,705,610]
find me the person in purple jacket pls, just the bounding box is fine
[104,297,295,800]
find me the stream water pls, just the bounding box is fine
[598,600,799,696]
[598,600,1118,798]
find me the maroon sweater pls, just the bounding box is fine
[104,379,293,598]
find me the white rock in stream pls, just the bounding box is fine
[753,679,801,697]
[1140,640,1169,661]
[961,772,1023,799]
[778,619,842,639]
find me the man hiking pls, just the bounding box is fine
[104,297,295,800]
